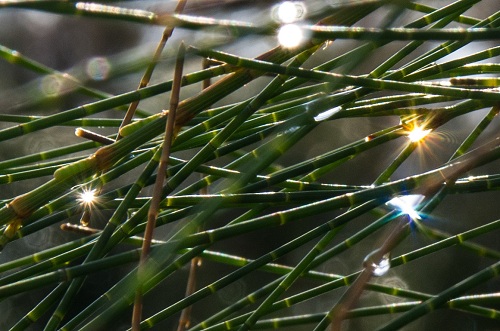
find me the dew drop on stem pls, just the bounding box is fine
[363,250,391,277]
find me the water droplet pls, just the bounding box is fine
[80,211,90,227]
[363,250,391,277]
[127,210,138,220]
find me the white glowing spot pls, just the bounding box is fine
[322,40,333,50]
[363,249,391,277]
[276,1,305,23]
[22,11,61,36]
[78,189,97,206]
[278,24,304,48]
[277,125,301,136]
[40,73,77,97]
[86,57,111,81]
[408,125,431,142]
[314,106,342,122]
[40,74,64,97]
[371,253,391,277]
[386,195,424,221]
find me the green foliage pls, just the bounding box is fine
[0,1,499,330]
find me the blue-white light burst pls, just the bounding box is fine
[386,194,425,221]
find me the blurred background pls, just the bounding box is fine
[0,1,499,330]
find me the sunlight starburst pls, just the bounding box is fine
[78,189,97,206]
[408,125,432,142]
[386,194,425,221]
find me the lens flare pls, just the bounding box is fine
[277,24,304,48]
[273,2,307,48]
[408,125,431,142]
[86,57,111,81]
[78,189,97,206]
[386,195,424,221]
[276,1,306,23]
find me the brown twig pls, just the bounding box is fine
[131,42,185,331]
[176,256,202,331]
[328,137,500,330]
[75,127,115,145]
[60,222,100,235]
[73,129,108,228]
[128,3,188,327]
[329,214,408,331]
[117,0,188,140]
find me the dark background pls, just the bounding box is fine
[0,1,499,330]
